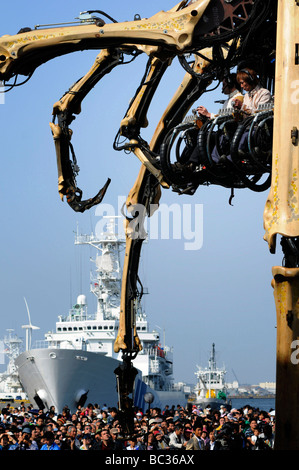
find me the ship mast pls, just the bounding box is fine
[74,216,125,321]
[208,343,216,394]
[209,343,216,372]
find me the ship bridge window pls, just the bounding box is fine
[63,327,67,331]
[98,326,102,330]
[109,326,113,330]
[104,326,108,330]
[68,327,72,331]
[92,326,97,330]
[74,327,78,331]
[87,326,91,330]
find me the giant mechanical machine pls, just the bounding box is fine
[0,0,298,449]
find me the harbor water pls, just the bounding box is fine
[230,397,275,412]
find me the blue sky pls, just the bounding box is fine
[0,1,282,386]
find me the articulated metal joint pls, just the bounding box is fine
[281,237,299,268]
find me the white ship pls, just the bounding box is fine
[0,330,28,401]
[188,343,230,410]
[15,217,190,412]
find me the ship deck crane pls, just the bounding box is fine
[231,368,240,387]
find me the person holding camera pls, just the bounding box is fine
[8,427,35,450]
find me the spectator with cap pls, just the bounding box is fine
[22,412,33,428]
[110,427,125,450]
[148,416,163,434]
[153,429,170,450]
[220,405,229,416]
[80,433,92,450]
[183,426,193,444]
[8,426,34,450]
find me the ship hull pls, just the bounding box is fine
[189,397,231,411]
[156,390,189,409]
[15,348,150,412]
[15,349,187,412]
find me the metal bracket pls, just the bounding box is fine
[291,127,298,145]
[287,310,294,328]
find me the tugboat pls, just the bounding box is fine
[188,343,230,410]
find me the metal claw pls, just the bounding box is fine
[66,177,111,213]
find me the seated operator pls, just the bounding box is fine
[234,67,272,114]
[229,67,273,159]
[210,67,273,163]
[196,73,243,119]
[181,74,243,171]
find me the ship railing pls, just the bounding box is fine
[142,347,170,358]
[59,313,97,322]
[149,359,160,374]
[34,340,60,349]
[75,234,100,244]
[75,233,125,244]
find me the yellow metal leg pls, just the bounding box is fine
[272,266,299,450]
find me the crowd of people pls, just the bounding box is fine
[0,401,275,450]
